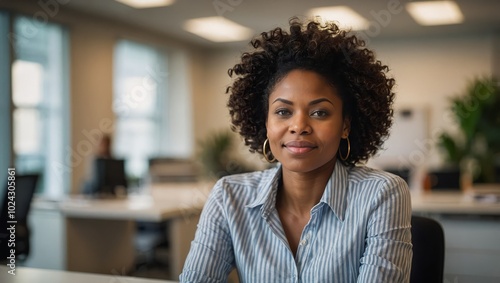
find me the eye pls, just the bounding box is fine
[275,108,291,116]
[311,110,329,117]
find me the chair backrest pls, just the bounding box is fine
[0,174,39,260]
[410,215,445,283]
[1,174,39,223]
[148,157,199,183]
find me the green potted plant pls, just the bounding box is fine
[197,130,254,179]
[438,77,500,184]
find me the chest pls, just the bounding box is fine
[231,207,367,282]
[278,211,310,256]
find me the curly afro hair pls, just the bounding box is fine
[227,18,395,166]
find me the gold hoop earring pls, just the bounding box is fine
[263,138,276,163]
[339,137,350,161]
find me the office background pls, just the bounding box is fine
[0,0,499,282]
[1,0,499,198]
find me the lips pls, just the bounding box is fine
[284,140,317,154]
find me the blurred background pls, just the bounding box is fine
[1,0,500,196]
[0,0,499,282]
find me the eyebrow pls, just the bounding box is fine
[272,97,334,106]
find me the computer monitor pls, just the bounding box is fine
[427,168,461,190]
[86,158,128,196]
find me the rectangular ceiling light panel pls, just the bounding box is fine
[115,0,175,9]
[184,17,254,42]
[308,6,370,30]
[406,1,464,26]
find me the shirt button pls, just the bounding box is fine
[300,239,307,246]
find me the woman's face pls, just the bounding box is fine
[266,69,350,173]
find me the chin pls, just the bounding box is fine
[280,159,321,173]
[280,157,336,174]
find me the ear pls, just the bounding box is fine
[342,117,351,138]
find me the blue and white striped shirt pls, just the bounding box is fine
[180,160,412,282]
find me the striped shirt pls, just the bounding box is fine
[180,160,412,283]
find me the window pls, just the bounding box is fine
[11,16,70,198]
[113,40,167,179]
[113,40,193,180]
[0,12,10,184]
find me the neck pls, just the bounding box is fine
[277,159,336,217]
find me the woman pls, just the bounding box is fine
[181,18,412,282]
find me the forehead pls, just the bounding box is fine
[269,69,340,102]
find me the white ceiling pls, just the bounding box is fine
[65,0,500,49]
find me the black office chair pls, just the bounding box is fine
[133,220,170,273]
[410,215,445,283]
[0,174,39,262]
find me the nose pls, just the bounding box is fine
[289,112,312,135]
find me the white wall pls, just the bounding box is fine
[193,50,240,140]
[370,34,493,169]
[193,49,270,169]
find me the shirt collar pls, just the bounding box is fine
[245,160,350,221]
[245,165,281,218]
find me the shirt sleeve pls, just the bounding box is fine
[179,179,235,283]
[357,176,413,283]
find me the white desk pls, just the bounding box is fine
[0,266,177,283]
[411,190,500,215]
[60,182,212,221]
[30,182,213,281]
[411,190,500,283]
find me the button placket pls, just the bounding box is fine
[296,205,323,278]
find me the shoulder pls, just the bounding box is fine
[217,166,277,189]
[349,165,404,183]
[209,166,279,201]
[220,167,276,186]
[348,165,409,196]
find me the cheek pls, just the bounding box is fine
[266,116,282,135]
[317,122,344,146]
[265,120,285,151]
[266,122,278,141]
